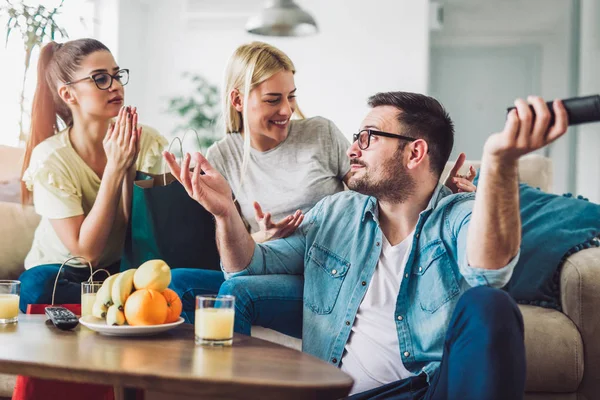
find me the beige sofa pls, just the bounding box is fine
[0,146,598,399]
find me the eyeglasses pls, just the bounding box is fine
[65,69,129,90]
[352,129,416,150]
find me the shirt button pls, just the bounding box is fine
[376,242,380,247]
[345,320,351,326]
[416,233,420,239]
[404,351,410,358]
[332,358,338,364]
[361,281,367,286]
[397,315,403,321]
[418,267,423,272]
[405,273,409,278]
[331,269,337,275]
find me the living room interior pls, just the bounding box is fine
[0,0,599,399]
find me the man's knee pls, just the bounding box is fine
[457,286,523,330]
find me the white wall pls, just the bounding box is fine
[105,0,430,142]
[0,0,95,146]
[576,0,600,203]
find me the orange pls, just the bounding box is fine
[124,289,168,326]
[162,288,182,323]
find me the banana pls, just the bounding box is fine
[96,273,120,308]
[91,300,108,319]
[111,269,136,311]
[106,304,126,326]
[134,260,171,292]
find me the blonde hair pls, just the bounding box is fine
[222,41,304,183]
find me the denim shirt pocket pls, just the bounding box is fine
[304,243,351,315]
[413,240,460,313]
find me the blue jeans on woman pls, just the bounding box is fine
[348,286,526,400]
[18,262,120,313]
[169,269,304,338]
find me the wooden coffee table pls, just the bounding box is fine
[0,315,353,399]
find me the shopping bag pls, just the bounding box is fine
[120,136,220,272]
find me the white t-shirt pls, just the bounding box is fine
[341,232,415,395]
[205,116,350,233]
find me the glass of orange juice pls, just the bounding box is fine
[0,280,20,324]
[195,295,235,346]
[81,281,102,318]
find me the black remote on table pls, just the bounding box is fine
[45,306,79,331]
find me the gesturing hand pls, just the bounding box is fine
[253,202,304,243]
[444,152,477,193]
[163,151,235,218]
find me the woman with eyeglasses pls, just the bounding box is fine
[164,42,474,336]
[18,38,167,312]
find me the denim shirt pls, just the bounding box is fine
[224,184,518,380]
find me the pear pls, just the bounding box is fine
[133,260,171,292]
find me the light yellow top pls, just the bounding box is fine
[22,125,168,269]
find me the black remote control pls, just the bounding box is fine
[506,94,600,126]
[45,306,79,331]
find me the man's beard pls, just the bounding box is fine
[347,151,416,203]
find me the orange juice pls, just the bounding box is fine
[195,308,234,345]
[0,294,19,321]
[81,293,96,317]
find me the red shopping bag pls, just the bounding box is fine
[12,301,115,400]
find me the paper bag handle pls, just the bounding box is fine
[161,129,203,186]
[50,256,96,306]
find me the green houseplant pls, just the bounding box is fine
[166,73,221,152]
[1,0,68,140]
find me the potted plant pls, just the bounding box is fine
[1,0,68,141]
[165,72,221,153]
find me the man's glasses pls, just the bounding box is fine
[352,129,416,150]
[65,69,129,90]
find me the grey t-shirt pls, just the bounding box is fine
[206,116,351,233]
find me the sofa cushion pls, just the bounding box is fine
[0,178,21,204]
[560,248,600,399]
[441,153,553,192]
[0,202,40,280]
[0,373,15,397]
[520,305,583,392]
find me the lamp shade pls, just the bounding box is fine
[246,0,318,37]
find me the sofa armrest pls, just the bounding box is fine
[0,202,39,279]
[560,247,600,398]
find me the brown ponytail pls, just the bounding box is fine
[20,38,110,204]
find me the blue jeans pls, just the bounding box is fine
[169,269,304,338]
[348,286,526,400]
[18,262,120,313]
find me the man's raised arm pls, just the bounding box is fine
[467,97,568,270]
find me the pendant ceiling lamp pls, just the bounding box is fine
[246,0,318,37]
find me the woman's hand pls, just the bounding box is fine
[103,106,141,173]
[251,202,304,243]
[444,152,477,193]
[163,151,236,218]
[128,106,142,171]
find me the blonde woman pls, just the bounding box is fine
[166,42,471,335]
[18,38,167,312]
